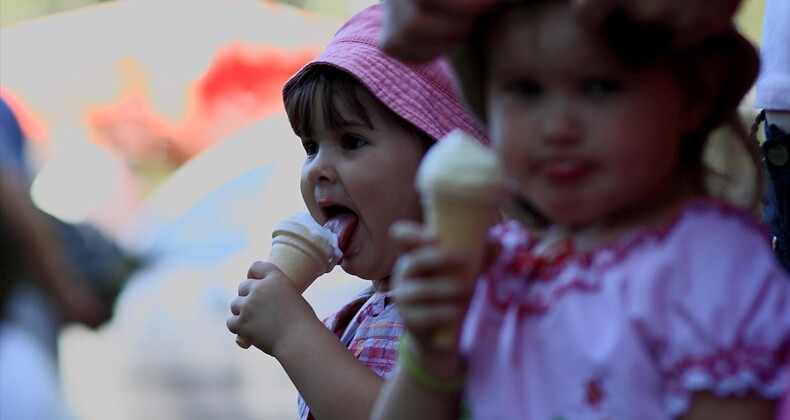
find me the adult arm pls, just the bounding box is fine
[682,392,776,420]
[380,0,496,64]
[573,0,742,46]
[380,0,743,63]
[0,167,109,328]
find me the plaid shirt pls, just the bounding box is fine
[298,286,403,420]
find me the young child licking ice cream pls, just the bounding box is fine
[226,4,487,419]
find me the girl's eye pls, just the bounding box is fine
[340,135,367,150]
[584,79,620,97]
[505,80,541,98]
[302,141,318,156]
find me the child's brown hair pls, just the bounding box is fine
[283,65,433,148]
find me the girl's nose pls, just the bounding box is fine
[304,151,338,184]
[541,98,581,146]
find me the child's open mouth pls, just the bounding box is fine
[322,205,359,254]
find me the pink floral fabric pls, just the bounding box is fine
[298,287,402,419]
[461,199,790,419]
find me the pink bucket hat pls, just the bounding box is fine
[282,4,488,144]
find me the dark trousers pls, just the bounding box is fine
[760,112,790,272]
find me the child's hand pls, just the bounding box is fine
[390,221,474,353]
[227,261,320,356]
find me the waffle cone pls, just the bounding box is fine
[422,186,504,350]
[423,187,503,270]
[268,234,333,293]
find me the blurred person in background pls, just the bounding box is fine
[753,0,790,415]
[0,95,140,419]
[753,0,790,273]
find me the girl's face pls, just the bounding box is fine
[485,3,694,231]
[299,88,428,286]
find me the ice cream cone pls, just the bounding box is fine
[422,189,504,350]
[267,231,337,294]
[422,188,503,269]
[416,129,507,350]
[236,213,341,349]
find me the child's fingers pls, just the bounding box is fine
[390,220,435,253]
[226,313,252,349]
[396,271,469,304]
[229,295,245,317]
[247,260,277,279]
[227,304,241,330]
[237,278,255,297]
[401,304,465,338]
[392,246,466,285]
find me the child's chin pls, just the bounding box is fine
[340,258,387,282]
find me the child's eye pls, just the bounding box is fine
[504,80,541,98]
[584,79,620,97]
[340,135,367,150]
[302,141,318,156]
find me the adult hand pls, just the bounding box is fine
[56,280,112,329]
[227,261,320,355]
[380,0,497,64]
[380,0,742,64]
[572,0,742,46]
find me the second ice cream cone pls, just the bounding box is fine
[423,189,503,349]
[415,129,507,351]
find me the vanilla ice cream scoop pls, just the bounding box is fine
[417,129,507,202]
[416,129,507,349]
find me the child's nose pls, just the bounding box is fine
[541,98,581,145]
[305,151,338,184]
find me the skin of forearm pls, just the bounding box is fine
[272,318,385,420]
[371,370,461,420]
[0,172,73,299]
[682,392,776,420]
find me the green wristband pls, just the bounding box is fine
[398,334,466,393]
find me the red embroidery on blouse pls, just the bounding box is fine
[585,379,606,407]
[484,199,765,314]
[665,343,788,388]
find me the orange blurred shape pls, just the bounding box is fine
[0,86,49,142]
[88,43,317,164]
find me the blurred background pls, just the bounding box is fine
[0,0,769,419]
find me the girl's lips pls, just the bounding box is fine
[537,158,593,183]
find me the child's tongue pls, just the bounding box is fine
[323,212,359,254]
